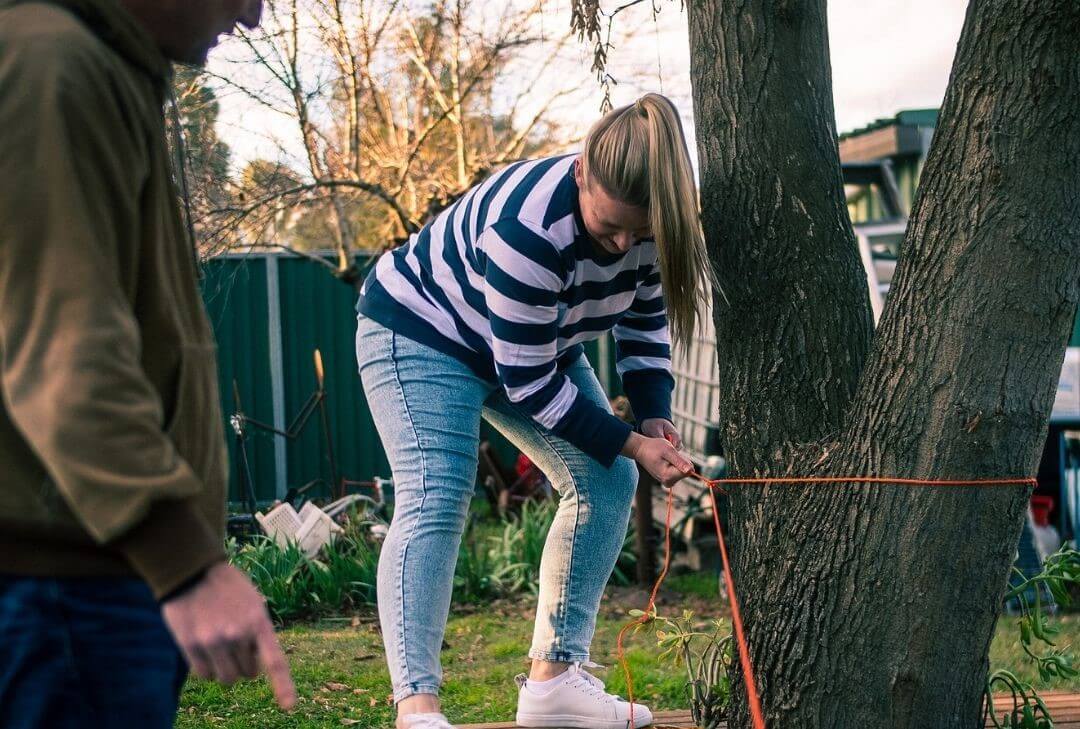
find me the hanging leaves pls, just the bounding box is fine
[568,0,680,111]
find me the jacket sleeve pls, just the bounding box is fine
[482,218,633,467]
[0,38,225,598]
[612,256,675,424]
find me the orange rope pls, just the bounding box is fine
[697,475,1038,489]
[615,484,674,727]
[616,468,1037,729]
[706,479,765,729]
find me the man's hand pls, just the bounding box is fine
[641,418,682,450]
[162,562,297,711]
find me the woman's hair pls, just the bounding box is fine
[580,92,714,353]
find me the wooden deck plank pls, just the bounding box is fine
[454,691,1080,728]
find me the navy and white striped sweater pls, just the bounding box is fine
[357,153,674,466]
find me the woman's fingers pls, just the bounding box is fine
[668,431,683,450]
[656,451,693,487]
[639,434,694,486]
[664,446,693,475]
[662,425,684,451]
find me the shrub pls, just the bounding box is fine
[986,546,1080,728]
[229,497,644,619]
[489,499,557,596]
[229,513,382,622]
[630,607,731,729]
[308,518,380,610]
[231,536,313,621]
[453,515,526,603]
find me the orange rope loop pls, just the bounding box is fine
[616,470,1037,729]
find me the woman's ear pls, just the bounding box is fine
[573,158,584,187]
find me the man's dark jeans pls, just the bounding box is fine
[0,575,187,728]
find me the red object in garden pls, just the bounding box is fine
[515,453,535,478]
[1031,495,1054,527]
[514,453,543,489]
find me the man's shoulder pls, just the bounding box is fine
[0,3,116,84]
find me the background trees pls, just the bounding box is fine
[177,0,595,267]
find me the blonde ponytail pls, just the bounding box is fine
[580,93,713,353]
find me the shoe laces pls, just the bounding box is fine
[569,661,619,703]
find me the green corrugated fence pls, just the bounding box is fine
[200,252,621,507]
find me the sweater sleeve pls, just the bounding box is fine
[481,218,632,467]
[612,257,675,424]
[0,37,224,598]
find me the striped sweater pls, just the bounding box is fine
[357,153,674,466]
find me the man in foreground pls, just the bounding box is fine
[0,1,296,725]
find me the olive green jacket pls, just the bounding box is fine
[0,0,227,598]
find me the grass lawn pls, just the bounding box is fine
[178,572,1080,728]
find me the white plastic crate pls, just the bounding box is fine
[256,501,342,557]
[296,503,343,557]
[255,502,303,549]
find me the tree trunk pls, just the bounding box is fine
[686,0,1080,726]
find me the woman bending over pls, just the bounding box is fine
[356,92,711,729]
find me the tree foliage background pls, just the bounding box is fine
[171,0,678,267]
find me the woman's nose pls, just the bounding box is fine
[612,232,634,251]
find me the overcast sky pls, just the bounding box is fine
[209,0,971,170]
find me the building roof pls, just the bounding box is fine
[839,108,939,141]
[838,108,940,163]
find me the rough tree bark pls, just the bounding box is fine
[686,0,1080,726]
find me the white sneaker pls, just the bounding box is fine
[398,711,454,729]
[515,661,654,728]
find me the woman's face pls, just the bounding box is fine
[574,160,651,256]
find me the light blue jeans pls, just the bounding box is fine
[355,314,638,703]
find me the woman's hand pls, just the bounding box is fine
[640,418,682,449]
[621,430,694,488]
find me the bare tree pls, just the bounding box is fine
[196,0,589,278]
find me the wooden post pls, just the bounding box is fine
[634,465,657,587]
